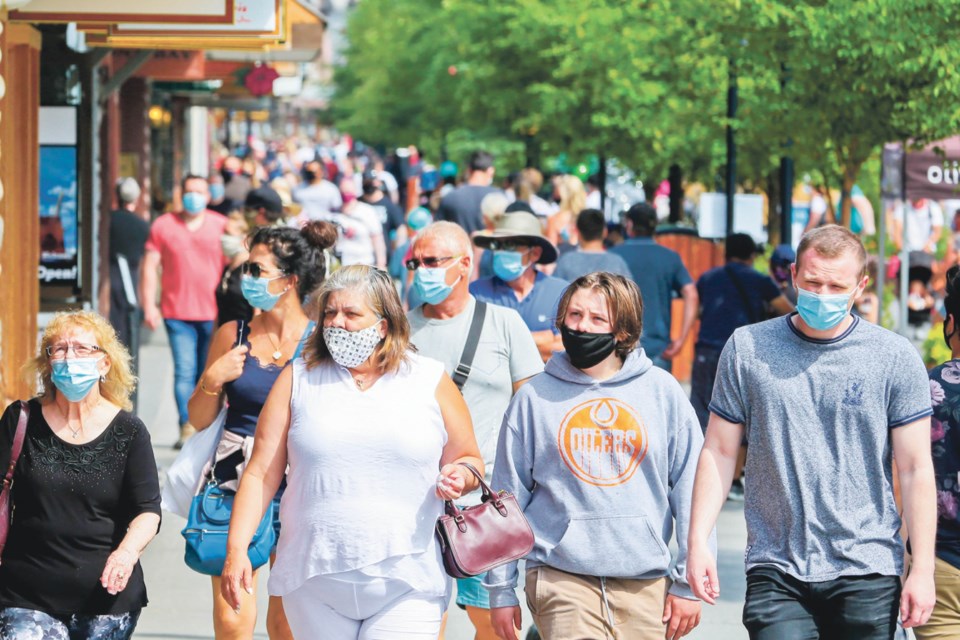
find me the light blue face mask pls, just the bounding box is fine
[183,191,208,215]
[51,357,103,402]
[414,265,461,305]
[492,250,528,282]
[796,287,853,331]
[209,183,226,202]
[241,274,288,311]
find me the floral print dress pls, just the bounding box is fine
[928,360,960,569]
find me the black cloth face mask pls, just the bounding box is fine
[560,326,618,369]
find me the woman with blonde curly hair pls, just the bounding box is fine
[545,174,587,256]
[0,311,161,639]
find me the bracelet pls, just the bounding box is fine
[199,378,221,396]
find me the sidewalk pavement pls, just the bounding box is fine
[133,325,749,639]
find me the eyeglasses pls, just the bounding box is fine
[241,262,286,279]
[46,343,102,360]
[485,240,531,253]
[404,255,462,271]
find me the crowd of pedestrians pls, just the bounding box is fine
[0,137,955,640]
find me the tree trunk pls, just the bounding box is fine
[839,162,862,229]
[766,170,782,246]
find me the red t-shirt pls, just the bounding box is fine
[144,211,227,321]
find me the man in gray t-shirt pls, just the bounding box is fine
[405,222,543,636]
[687,225,937,639]
[553,208,632,282]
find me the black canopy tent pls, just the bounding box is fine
[880,138,960,335]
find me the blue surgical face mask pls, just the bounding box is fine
[796,287,853,331]
[51,357,103,402]
[414,265,461,305]
[241,274,288,311]
[183,191,208,215]
[209,183,226,202]
[492,250,528,282]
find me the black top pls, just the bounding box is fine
[216,264,254,327]
[0,400,161,616]
[363,195,405,249]
[108,209,150,268]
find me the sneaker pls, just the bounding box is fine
[727,478,745,502]
[173,423,196,450]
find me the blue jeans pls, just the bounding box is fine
[164,319,214,427]
[743,566,900,640]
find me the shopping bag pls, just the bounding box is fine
[161,409,226,518]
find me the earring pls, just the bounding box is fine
[100,375,106,383]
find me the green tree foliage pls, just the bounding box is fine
[333,0,960,225]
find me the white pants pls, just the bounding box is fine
[282,574,446,639]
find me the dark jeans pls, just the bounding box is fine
[743,567,900,640]
[164,319,214,427]
[690,344,722,433]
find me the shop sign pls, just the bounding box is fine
[12,0,234,24]
[38,107,79,289]
[113,0,280,37]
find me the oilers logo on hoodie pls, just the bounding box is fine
[557,398,648,487]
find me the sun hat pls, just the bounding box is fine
[473,211,558,264]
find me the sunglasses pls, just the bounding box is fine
[241,262,286,279]
[485,240,532,252]
[404,255,462,271]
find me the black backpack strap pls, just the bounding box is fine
[724,265,760,325]
[452,301,487,391]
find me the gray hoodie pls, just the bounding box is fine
[484,349,705,607]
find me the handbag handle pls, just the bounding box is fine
[443,462,509,519]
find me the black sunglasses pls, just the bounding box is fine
[241,262,286,279]
[404,255,461,271]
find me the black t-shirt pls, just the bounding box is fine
[437,185,500,235]
[0,400,161,616]
[363,195,405,245]
[109,209,150,270]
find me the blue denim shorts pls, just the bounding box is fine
[455,574,490,609]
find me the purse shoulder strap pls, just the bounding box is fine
[3,401,29,491]
[452,301,487,391]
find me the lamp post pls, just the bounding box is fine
[725,58,737,239]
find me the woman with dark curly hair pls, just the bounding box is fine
[0,310,161,639]
[188,220,338,639]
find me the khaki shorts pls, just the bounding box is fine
[524,565,667,639]
[915,557,960,640]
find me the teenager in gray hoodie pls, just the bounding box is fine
[486,272,706,640]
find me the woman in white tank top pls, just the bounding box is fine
[220,265,483,639]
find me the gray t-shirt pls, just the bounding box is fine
[710,314,932,581]
[553,250,632,282]
[408,297,544,505]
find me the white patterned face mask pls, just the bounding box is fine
[322,321,383,369]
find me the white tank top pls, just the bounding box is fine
[267,352,449,597]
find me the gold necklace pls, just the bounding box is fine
[265,332,296,360]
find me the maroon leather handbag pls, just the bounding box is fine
[0,401,28,564]
[434,463,535,578]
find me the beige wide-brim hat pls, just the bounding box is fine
[472,211,559,264]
